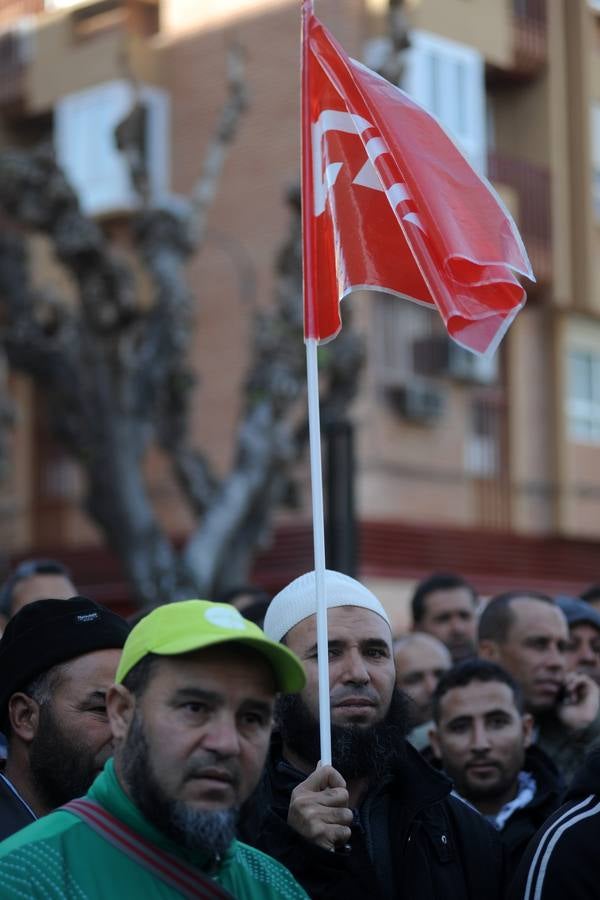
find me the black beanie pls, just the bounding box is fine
[0,596,130,728]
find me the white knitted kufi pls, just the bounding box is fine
[263,569,391,643]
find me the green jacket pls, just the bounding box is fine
[0,759,309,900]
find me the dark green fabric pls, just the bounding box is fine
[0,759,309,900]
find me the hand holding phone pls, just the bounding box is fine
[556,672,600,731]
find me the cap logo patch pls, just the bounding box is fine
[204,607,247,631]
[76,613,99,623]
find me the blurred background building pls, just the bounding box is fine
[0,0,598,627]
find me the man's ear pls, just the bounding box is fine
[522,713,534,748]
[428,725,442,760]
[8,693,41,744]
[106,684,136,741]
[478,639,501,662]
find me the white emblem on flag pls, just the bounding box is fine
[312,109,424,233]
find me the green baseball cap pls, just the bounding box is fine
[115,599,306,693]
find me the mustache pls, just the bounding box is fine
[330,686,380,704]
[183,754,242,788]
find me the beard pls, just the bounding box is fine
[119,711,238,857]
[276,688,410,780]
[454,759,523,805]
[29,706,103,810]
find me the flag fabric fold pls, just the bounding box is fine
[301,2,534,356]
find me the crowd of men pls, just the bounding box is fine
[0,558,599,897]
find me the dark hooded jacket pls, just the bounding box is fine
[509,748,600,900]
[240,736,506,900]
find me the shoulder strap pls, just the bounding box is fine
[62,798,233,900]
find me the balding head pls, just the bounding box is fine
[478,592,569,714]
[393,633,451,725]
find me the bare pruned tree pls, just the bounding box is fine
[0,47,363,604]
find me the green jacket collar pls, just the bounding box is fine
[88,758,236,875]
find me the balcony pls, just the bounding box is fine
[487,0,547,81]
[488,151,552,285]
[513,0,547,75]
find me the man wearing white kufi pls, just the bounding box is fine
[239,569,505,900]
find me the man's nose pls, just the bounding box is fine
[342,648,370,684]
[577,642,597,666]
[545,643,565,671]
[471,721,491,751]
[449,617,468,636]
[423,672,440,697]
[202,713,241,757]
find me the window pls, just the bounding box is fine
[54,80,170,216]
[567,349,600,443]
[402,30,486,174]
[464,397,500,476]
[372,295,436,386]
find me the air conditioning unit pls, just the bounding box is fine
[385,380,446,424]
[413,335,497,385]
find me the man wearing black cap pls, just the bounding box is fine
[0,597,129,840]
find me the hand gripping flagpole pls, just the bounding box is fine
[301,0,332,767]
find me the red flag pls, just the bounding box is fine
[301,3,534,356]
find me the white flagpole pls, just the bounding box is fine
[305,336,332,766]
[302,0,331,767]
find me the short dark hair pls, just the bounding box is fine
[0,558,72,617]
[121,653,160,699]
[411,573,476,625]
[432,658,523,723]
[5,663,68,740]
[213,585,270,606]
[580,584,600,605]
[478,590,555,644]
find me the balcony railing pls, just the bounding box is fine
[488,151,552,284]
[513,0,547,74]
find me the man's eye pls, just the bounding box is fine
[488,716,509,729]
[448,721,469,734]
[182,702,209,715]
[528,640,547,651]
[241,712,268,728]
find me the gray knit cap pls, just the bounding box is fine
[263,569,391,643]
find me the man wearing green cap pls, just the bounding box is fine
[0,600,309,900]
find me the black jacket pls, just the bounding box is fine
[509,748,600,900]
[496,745,563,881]
[0,773,35,842]
[240,738,506,900]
